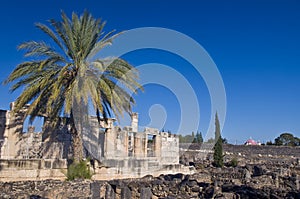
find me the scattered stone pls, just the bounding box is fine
[140,187,152,199]
[253,165,264,176]
[121,186,131,199]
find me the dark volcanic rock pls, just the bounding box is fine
[253,165,264,177]
[121,186,131,199]
[105,184,115,199]
[3,143,300,199]
[90,181,100,199]
[140,187,152,199]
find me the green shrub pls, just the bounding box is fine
[229,157,238,167]
[67,159,92,180]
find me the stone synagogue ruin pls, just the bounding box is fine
[0,102,193,181]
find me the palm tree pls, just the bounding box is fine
[4,11,142,162]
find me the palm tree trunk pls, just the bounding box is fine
[70,113,84,163]
[71,127,84,163]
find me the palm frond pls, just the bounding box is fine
[5,10,143,125]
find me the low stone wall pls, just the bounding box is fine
[1,171,300,199]
[0,179,91,199]
[0,159,67,182]
[223,144,300,157]
[180,143,300,157]
[92,164,195,180]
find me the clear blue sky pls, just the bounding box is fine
[0,0,299,144]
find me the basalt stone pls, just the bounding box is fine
[128,181,139,190]
[270,193,281,199]
[221,184,234,192]
[2,182,13,192]
[109,179,125,187]
[105,184,115,199]
[164,194,177,199]
[172,173,185,180]
[142,174,154,181]
[152,179,163,186]
[253,165,264,177]
[163,175,172,181]
[187,180,197,187]
[169,186,179,194]
[140,187,152,199]
[163,180,170,185]
[121,186,131,199]
[204,187,214,198]
[90,181,100,199]
[172,178,182,185]
[152,186,165,197]
[30,195,43,199]
[191,186,200,192]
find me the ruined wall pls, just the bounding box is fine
[160,132,179,165]
[0,106,185,181]
[0,103,28,159]
[18,129,43,159]
[0,159,67,182]
[42,117,72,159]
[1,171,300,199]
[0,110,6,140]
[0,110,6,157]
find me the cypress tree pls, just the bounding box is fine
[198,131,203,143]
[213,112,223,167]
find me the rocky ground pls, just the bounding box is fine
[1,144,300,198]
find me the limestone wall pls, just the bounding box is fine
[0,106,183,182]
[160,132,179,165]
[0,110,6,140]
[0,159,67,182]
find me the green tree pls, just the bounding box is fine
[295,137,300,146]
[221,137,228,144]
[178,134,184,143]
[178,133,196,143]
[4,11,142,162]
[213,112,223,167]
[195,131,203,143]
[274,133,299,146]
[191,131,195,142]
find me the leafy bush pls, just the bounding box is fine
[266,141,273,145]
[229,157,238,167]
[67,159,92,180]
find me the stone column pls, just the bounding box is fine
[143,134,147,157]
[123,131,129,157]
[134,133,141,157]
[131,113,138,132]
[127,132,134,157]
[104,127,116,158]
[3,103,27,159]
[154,135,161,159]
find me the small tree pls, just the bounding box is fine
[213,112,223,167]
[191,131,195,142]
[195,131,203,143]
[266,140,273,145]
